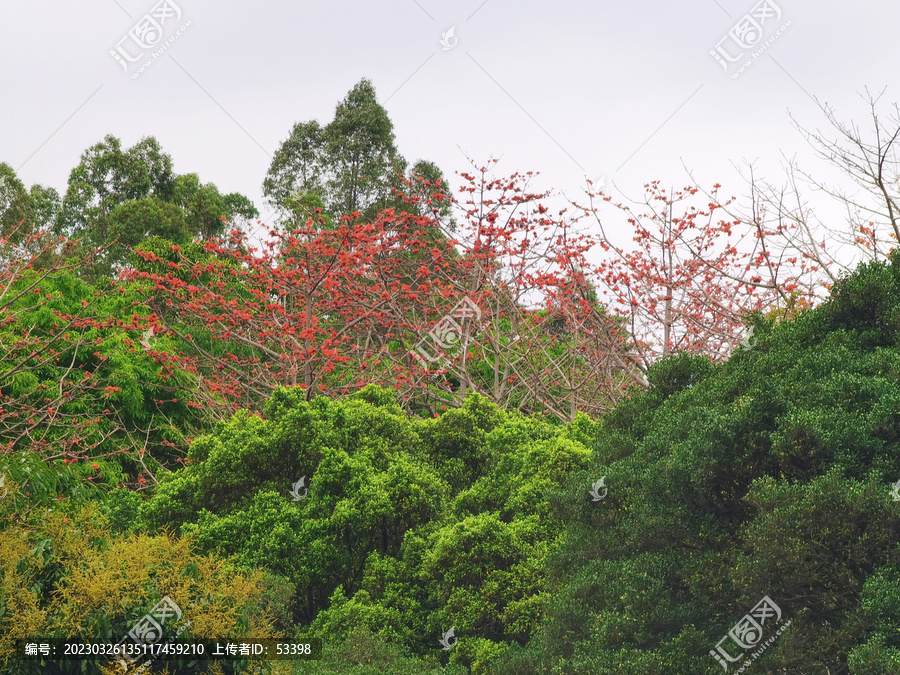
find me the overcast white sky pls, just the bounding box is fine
[1,0,898,238]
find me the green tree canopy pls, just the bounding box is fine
[54,135,257,277]
[498,250,900,674]
[0,162,61,247]
[264,79,453,226]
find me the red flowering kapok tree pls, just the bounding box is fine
[405,162,640,419]
[575,181,822,371]
[126,210,443,417]
[127,164,642,421]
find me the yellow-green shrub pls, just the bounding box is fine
[0,499,289,674]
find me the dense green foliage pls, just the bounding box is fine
[92,244,900,672]
[123,387,595,672]
[496,253,900,674]
[58,244,900,673]
[7,247,900,673]
[0,267,208,487]
[5,80,900,675]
